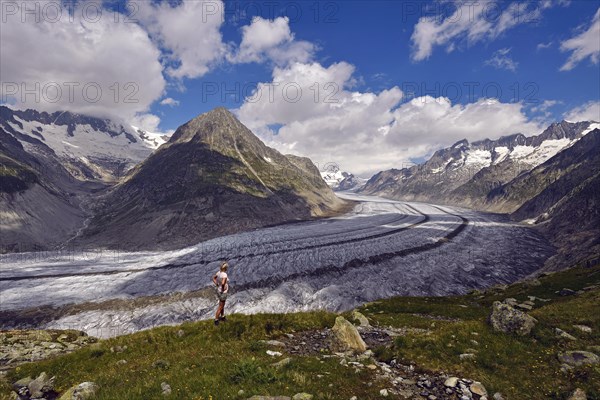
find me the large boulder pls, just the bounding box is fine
[558,351,600,366]
[59,382,99,400]
[332,316,367,353]
[489,301,537,336]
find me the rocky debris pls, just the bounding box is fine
[555,328,577,341]
[573,325,592,333]
[109,345,127,353]
[58,382,98,400]
[470,382,488,397]
[152,360,170,369]
[489,301,537,336]
[558,351,600,366]
[379,388,389,396]
[176,329,185,338]
[493,393,505,400]
[12,372,57,400]
[568,388,587,400]
[502,298,518,306]
[161,382,172,396]
[260,340,286,348]
[558,288,577,296]
[272,357,292,369]
[444,377,459,388]
[352,310,370,327]
[266,350,282,357]
[247,397,291,400]
[459,353,476,360]
[291,393,313,400]
[0,330,96,370]
[331,317,367,353]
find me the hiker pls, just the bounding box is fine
[213,261,229,325]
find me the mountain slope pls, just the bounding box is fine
[0,126,90,252]
[502,129,600,270]
[78,108,346,250]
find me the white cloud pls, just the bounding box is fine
[530,100,562,118]
[564,101,600,122]
[237,62,542,176]
[229,17,315,66]
[410,1,561,61]
[160,97,180,107]
[0,0,166,121]
[537,41,553,50]
[485,48,519,71]
[135,0,226,79]
[560,8,600,71]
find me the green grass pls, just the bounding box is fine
[2,266,600,399]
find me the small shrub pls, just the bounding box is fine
[230,359,277,385]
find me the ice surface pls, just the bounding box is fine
[0,194,553,338]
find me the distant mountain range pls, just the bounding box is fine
[0,106,345,252]
[360,120,600,270]
[320,169,366,191]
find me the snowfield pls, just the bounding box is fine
[0,193,553,338]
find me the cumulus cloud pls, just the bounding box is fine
[560,8,600,71]
[237,62,543,176]
[160,97,180,107]
[564,101,600,122]
[0,0,166,121]
[229,16,315,66]
[135,0,226,79]
[410,1,561,61]
[485,48,519,71]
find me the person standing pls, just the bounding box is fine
[213,261,229,326]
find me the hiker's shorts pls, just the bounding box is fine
[217,290,228,302]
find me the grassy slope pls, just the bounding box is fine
[2,265,599,400]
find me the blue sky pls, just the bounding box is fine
[154,0,600,129]
[1,0,599,174]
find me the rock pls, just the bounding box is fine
[555,328,577,341]
[116,359,127,365]
[444,377,459,388]
[161,382,172,396]
[331,316,367,353]
[292,393,313,400]
[573,325,592,333]
[568,388,587,400]
[350,397,358,400]
[380,388,389,396]
[247,397,291,400]
[152,359,170,369]
[352,310,370,327]
[59,382,99,400]
[558,351,600,366]
[502,298,518,306]
[558,288,576,296]
[238,390,245,396]
[459,353,476,360]
[272,357,292,369]
[260,340,286,348]
[489,301,537,336]
[516,303,533,311]
[27,372,55,398]
[493,393,505,400]
[176,329,185,338]
[367,364,377,370]
[470,382,488,397]
[266,350,282,357]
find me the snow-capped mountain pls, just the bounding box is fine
[0,106,169,181]
[76,108,345,251]
[361,120,598,209]
[320,169,366,191]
